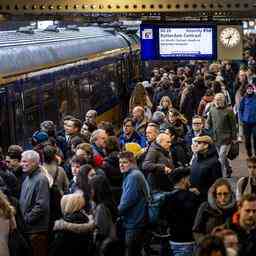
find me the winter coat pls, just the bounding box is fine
[193,183,236,240]
[225,212,256,256]
[118,168,149,230]
[19,168,50,234]
[170,138,190,167]
[190,145,222,201]
[134,116,149,136]
[239,94,256,124]
[50,210,94,256]
[143,142,174,191]
[184,129,210,147]
[163,189,201,242]
[236,176,256,201]
[207,105,237,145]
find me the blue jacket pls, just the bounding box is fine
[119,131,147,149]
[239,94,256,124]
[118,168,149,230]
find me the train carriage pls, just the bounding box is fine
[0,25,141,149]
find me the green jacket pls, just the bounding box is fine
[207,106,237,145]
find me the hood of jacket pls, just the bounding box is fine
[207,182,236,213]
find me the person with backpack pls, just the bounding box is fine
[236,157,256,201]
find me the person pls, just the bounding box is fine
[207,93,237,177]
[236,157,256,200]
[185,115,209,147]
[129,82,153,120]
[212,227,239,256]
[160,108,188,138]
[19,150,50,256]
[50,193,94,256]
[132,106,149,136]
[119,118,147,149]
[90,129,108,168]
[197,89,215,117]
[143,133,174,191]
[190,136,222,201]
[224,194,256,256]
[0,190,16,256]
[157,96,173,116]
[164,167,201,256]
[84,109,98,133]
[5,145,25,197]
[239,84,256,157]
[31,130,49,163]
[195,235,227,256]
[68,155,88,193]
[193,178,236,242]
[118,151,149,256]
[42,145,69,195]
[90,175,118,256]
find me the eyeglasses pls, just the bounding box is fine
[119,160,129,164]
[192,122,202,125]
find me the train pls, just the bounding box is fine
[0,25,142,149]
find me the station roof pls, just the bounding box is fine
[0,0,255,19]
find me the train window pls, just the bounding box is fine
[24,109,40,143]
[0,89,11,150]
[66,80,81,118]
[79,76,92,116]
[24,86,38,109]
[42,83,58,122]
[56,79,69,127]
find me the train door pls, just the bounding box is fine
[0,88,11,151]
[7,84,25,147]
[23,80,41,146]
[79,74,93,119]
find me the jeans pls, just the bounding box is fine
[216,144,232,177]
[169,241,195,256]
[243,123,256,157]
[125,229,145,256]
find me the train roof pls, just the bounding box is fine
[0,26,135,77]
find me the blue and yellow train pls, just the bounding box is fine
[0,25,142,149]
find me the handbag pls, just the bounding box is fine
[227,141,239,160]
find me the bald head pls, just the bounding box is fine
[132,106,145,122]
[214,93,225,108]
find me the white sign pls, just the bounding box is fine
[159,27,213,57]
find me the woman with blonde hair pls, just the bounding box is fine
[157,95,173,115]
[129,82,153,119]
[50,193,95,256]
[0,190,16,256]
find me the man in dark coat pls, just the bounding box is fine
[143,133,174,191]
[190,135,222,201]
[164,167,201,248]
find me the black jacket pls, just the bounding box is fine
[143,142,173,191]
[163,189,201,242]
[190,145,222,201]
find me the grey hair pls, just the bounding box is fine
[90,129,105,144]
[86,109,97,117]
[21,150,40,164]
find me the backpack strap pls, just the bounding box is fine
[53,166,59,185]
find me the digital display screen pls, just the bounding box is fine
[140,23,217,60]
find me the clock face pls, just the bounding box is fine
[220,27,241,48]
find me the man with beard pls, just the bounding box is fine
[225,194,256,256]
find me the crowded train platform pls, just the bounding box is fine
[1,22,256,256]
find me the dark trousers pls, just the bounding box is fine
[243,123,256,157]
[125,229,145,256]
[29,232,48,256]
